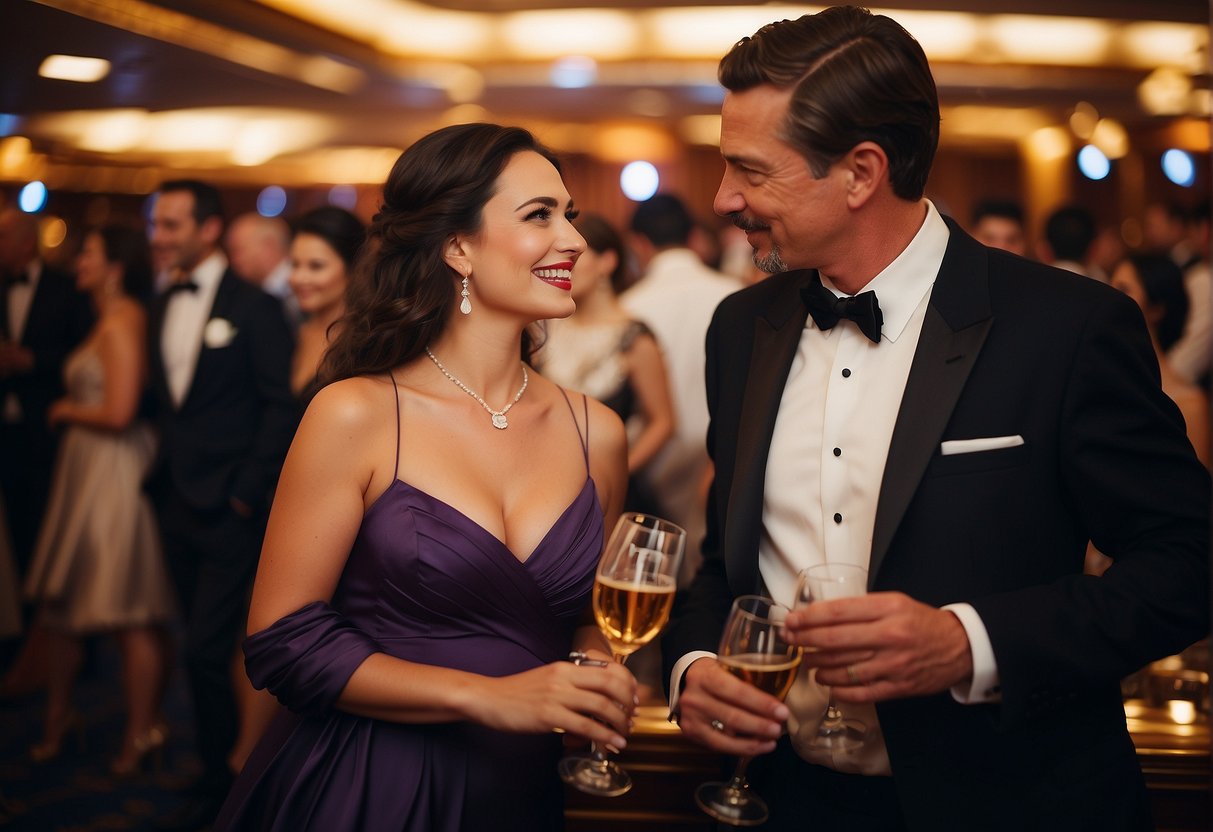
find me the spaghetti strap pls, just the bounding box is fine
[556,387,591,474]
[387,369,402,477]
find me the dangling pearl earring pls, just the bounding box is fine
[460,270,472,315]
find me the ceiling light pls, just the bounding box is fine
[1068,102,1099,141]
[620,161,659,202]
[1090,118,1129,160]
[38,55,111,83]
[19,181,48,213]
[1138,67,1193,116]
[1162,149,1196,188]
[1077,145,1110,181]
[502,11,638,60]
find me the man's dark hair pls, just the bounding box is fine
[1045,205,1096,263]
[157,179,225,227]
[630,193,695,248]
[718,5,939,201]
[972,199,1024,227]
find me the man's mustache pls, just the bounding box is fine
[729,213,770,233]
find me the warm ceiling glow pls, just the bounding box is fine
[646,7,808,59]
[502,11,638,60]
[986,16,1111,66]
[78,109,148,153]
[1138,68,1195,116]
[1068,102,1099,141]
[1024,126,1073,163]
[679,114,722,146]
[38,54,111,83]
[942,106,1052,143]
[1122,22,1208,73]
[879,11,979,61]
[589,124,678,163]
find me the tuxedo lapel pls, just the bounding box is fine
[870,222,992,581]
[727,271,812,593]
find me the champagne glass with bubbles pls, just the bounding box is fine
[795,562,869,751]
[558,513,684,796]
[695,595,802,826]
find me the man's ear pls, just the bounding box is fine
[842,141,888,209]
[200,215,224,248]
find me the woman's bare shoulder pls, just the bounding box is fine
[303,375,395,438]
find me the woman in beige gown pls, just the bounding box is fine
[23,225,174,773]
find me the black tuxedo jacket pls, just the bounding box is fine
[147,269,298,515]
[0,263,93,430]
[663,220,1210,830]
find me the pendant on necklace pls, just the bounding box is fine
[492,413,508,429]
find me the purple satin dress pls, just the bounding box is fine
[215,391,601,832]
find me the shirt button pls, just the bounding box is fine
[833,513,843,524]
[841,368,852,378]
[833,447,842,457]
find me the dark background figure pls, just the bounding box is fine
[144,179,297,829]
[0,206,93,581]
[969,198,1027,258]
[1039,203,1097,277]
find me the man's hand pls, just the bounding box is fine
[783,592,973,703]
[676,657,788,756]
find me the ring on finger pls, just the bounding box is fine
[710,718,726,733]
[846,664,860,685]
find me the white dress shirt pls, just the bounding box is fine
[3,260,41,423]
[161,252,226,408]
[669,203,999,775]
[1166,259,1211,383]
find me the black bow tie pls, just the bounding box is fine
[165,280,199,295]
[4,272,29,288]
[800,274,883,343]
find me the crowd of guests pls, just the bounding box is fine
[0,66,1207,830]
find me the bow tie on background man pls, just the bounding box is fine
[800,273,884,343]
[165,280,199,295]
[3,271,29,288]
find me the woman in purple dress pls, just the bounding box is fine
[214,124,636,831]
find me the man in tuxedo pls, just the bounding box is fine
[145,180,297,827]
[0,206,92,577]
[662,8,1210,831]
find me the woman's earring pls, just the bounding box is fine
[459,273,472,315]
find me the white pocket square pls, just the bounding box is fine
[940,435,1024,456]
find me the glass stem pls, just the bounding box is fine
[725,755,754,802]
[822,689,844,728]
[586,652,629,770]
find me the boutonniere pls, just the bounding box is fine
[203,317,238,348]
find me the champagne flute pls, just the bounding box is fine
[695,595,802,827]
[558,512,685,796]
[795,562,868,751]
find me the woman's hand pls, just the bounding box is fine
[463,658,638,751]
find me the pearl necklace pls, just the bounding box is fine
[425,347,528,430]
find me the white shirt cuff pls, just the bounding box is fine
[942,602,1001,703]
[667,650,717,721]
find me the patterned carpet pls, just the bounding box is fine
[0,637,203,832]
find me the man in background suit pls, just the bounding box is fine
[0,206,92,577]
[145,180,297,828]
[663,8,1209,831]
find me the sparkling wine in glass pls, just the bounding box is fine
[558,513,684,796]
[695,595,802,827]
[795,562,868,751]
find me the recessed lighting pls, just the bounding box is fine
[38,54,111,83]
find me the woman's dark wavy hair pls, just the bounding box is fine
[719,6,939,201]
[573,214,632,295]
[1125,252,1189,352]
[291,206,366,271]
[319,123,560,385]
[93,224,153,303]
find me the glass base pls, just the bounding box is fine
[807,716,867,752]
[557,753,633,797]
[695,781,769,826]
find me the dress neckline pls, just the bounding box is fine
[365,476,596,567]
